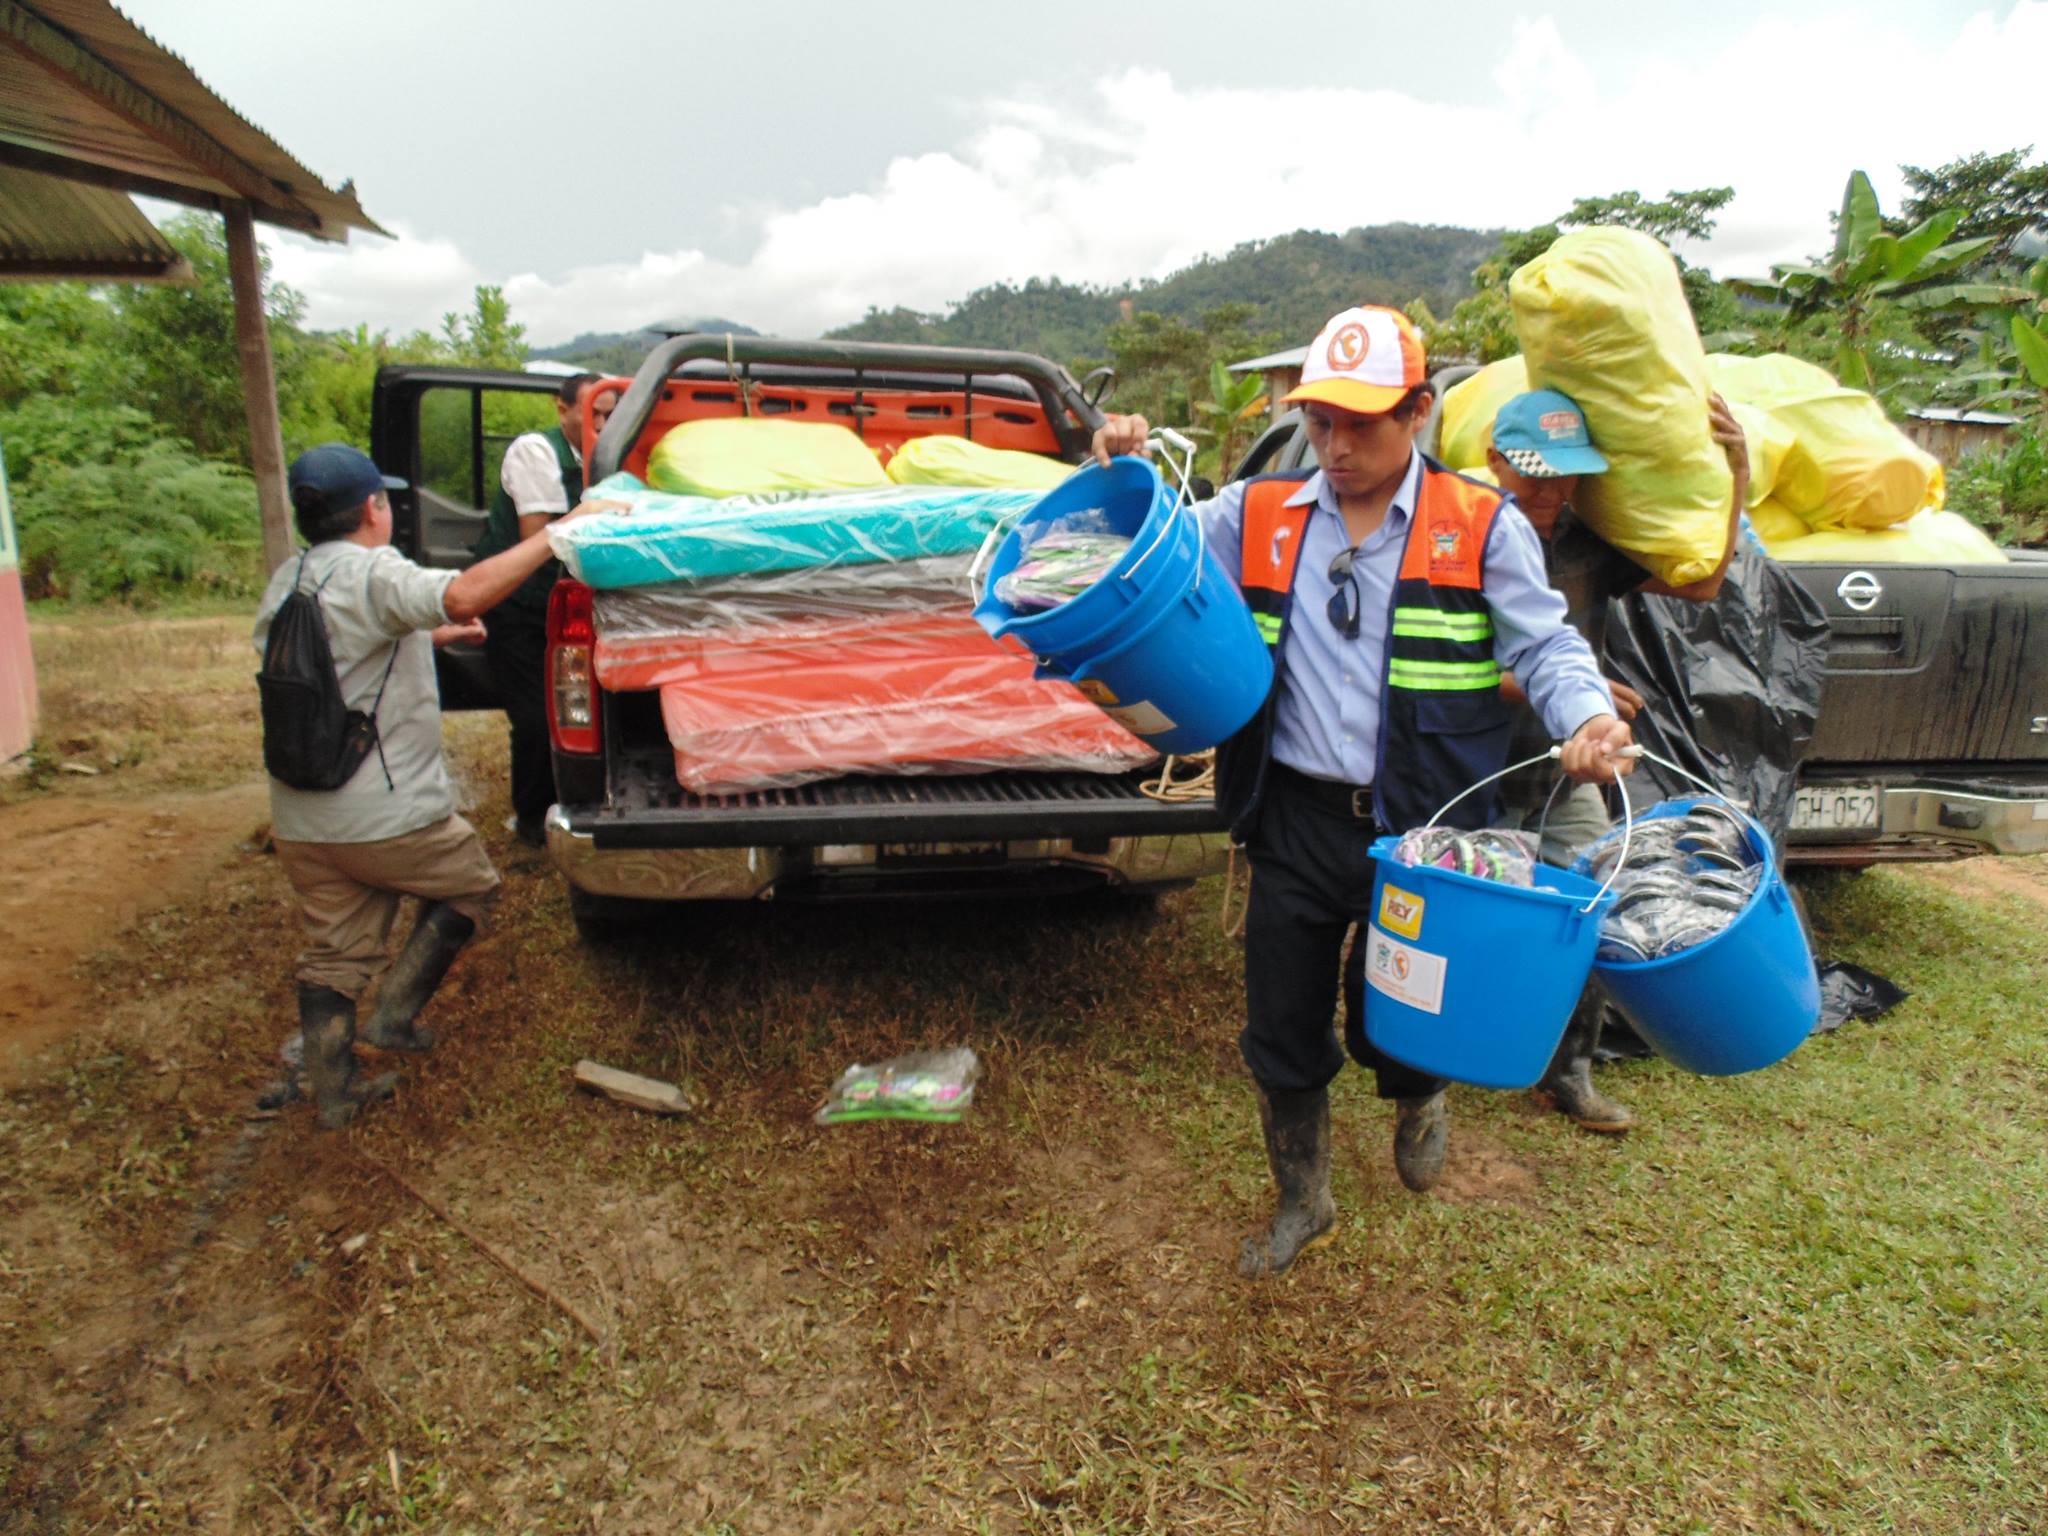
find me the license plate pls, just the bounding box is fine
[876,841,1007,866]
[1791,785,1880,832]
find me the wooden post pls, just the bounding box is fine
[222,202,293,572]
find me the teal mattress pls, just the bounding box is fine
[549,473,1045,589]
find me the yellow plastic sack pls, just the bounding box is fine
[646,418,890,499]
[885,435,1071,490]
[1706,353,1943,532]
[1745,497,1808,545]
[1510,227,1732,588]
[1724,399,1795,509]
[1764,509,2005,564]
[1436,357,1528,471]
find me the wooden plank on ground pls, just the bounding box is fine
[573,1059,693,1116]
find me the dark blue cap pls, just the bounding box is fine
[287,443,406,517]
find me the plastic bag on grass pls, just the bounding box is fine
[817,1047,982,1124]
[1510,227,1733,588]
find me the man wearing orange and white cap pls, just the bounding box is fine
[1094,305,1634,1277]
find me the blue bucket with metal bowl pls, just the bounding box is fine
[1588,796,1820,1076]
[972,457,1271,755]
[1361,835,1615,1090]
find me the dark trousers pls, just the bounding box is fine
[485,609,555,827]
[1242,768,1446,1100]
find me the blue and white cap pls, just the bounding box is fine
[1492,389,1609,478]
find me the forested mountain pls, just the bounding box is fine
[532,317,758,374]
[827,224,1500,362]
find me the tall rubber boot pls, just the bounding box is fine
[1393,1091,1448,1192]
[1238,1086,1336,1278]
[301,983,397,1130]
[361,902,476,1054]
[1536,994,1633,1134]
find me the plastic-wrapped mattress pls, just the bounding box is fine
[648,615,1154,794]
[550,473,1039,588]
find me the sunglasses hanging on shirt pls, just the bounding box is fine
[1326,546,1361,639]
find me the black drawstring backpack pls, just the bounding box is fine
[257,552,397,792]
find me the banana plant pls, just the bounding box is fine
[1732,170,2026,390]
[2013,257,2048,412]
[1191,359,1269,477]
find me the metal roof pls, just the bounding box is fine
[0,160,187,280]
[1908,406,2021,426]
[1227,345,1311,373]
[0,0,384,245]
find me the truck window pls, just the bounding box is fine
[411,385,559,568]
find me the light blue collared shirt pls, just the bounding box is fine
[1195,452,1613,785]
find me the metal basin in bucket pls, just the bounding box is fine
[1589,798,1820,1076]
[1361,837,1614,1090]
[973,457,1271,754]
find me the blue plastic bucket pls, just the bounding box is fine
[972,457,1272,755]
[1590,797,1820,1076]
[1361,835,1615,1090]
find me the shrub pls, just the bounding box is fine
[12,439,263,603]
[1946,423,2048,549]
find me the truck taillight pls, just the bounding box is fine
[546,579,601,755]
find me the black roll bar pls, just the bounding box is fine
[590,334,1106,482]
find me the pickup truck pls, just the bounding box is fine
[1237,376,2048,867]
[370,337,1231,931]
[371,341,2048,927]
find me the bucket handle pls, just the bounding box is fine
[1422,747,1639,914]
[1121,430,1205,597]
[966,503,1036,608]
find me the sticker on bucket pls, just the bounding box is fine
[1378,884,1425,941]
[1075,678,1120,706]
[1105,700,1177,737]
[1363,925,1446,1014]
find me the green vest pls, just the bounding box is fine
[475,426,582,618]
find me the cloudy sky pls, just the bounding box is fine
[120,0,2045,347]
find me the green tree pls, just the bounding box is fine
[438,284,528,368]
[109,212,304,461]
[1898,148,2048,268]
[1192,358,1268,478]
[1732,170,2021,391]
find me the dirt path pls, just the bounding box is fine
[0,782,268,1085]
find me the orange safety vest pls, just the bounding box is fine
[1215,459,1517,836]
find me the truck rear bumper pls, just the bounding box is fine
[544,806,1231,900]
[1788,779,2048,865]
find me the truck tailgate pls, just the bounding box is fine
[568,747,1224,849]
[1790,560,2048,765]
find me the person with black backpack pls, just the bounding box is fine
[254,443,608,1128]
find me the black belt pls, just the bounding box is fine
[1272,763,1376,822]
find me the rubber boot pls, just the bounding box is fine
[361,902,476,1054]
[1536,1001,1634,1134]
[1393,1091,1448,1192]
[301,984,396,1130]
[1238,1085,1337,1278]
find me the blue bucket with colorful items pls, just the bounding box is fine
[1575,780,1820,1076]
[971,452,1271,754]
[1360,757,1621,1090]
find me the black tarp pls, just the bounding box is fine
[1601,541,1832,844]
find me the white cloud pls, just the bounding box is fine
[262,3,2048,347]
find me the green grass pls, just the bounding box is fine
[5,616,2048,1532]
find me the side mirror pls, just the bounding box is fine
[1080,366,1116,409]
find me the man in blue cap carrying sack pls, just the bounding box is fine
[254,444,608,1128]
[1481,387,1749,1132]
[1094,306,1639,1278]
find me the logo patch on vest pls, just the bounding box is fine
[1269,523,1293,569]
[1427,518,1477,580]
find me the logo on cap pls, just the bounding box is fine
[1326,322,1371,372]
[1538,409,1580,440]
